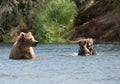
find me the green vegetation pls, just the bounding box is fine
[31,0,77,43]
[0,0,1,2]
[1,0,120,43]
[115,0,120,8]
[0,29,10,43]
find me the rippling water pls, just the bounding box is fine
[0,43,120,84]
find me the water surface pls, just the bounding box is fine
[0,43,120,84]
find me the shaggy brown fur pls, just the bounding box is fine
[9,32,38,60]
[78,38,96,56]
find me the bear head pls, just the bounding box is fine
[86,38,94,51]
[18,32,38,47]
[78,38,94,49]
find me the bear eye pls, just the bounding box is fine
[29,38,32,40]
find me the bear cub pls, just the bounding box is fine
[78,38,96,56]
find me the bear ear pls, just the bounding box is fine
[78,41,82,45]
[28,32,32,35]
[20,32,25,37]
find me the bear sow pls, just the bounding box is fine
[9,32,38,60]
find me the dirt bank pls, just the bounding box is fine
[68,0,120,42]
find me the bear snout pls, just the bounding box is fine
[32,41,38,47]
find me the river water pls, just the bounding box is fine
[0,43,120,84]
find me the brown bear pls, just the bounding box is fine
[9,32,38,59]
[85,38,96,55]
[78,40,91,56]
[78,38,96,56]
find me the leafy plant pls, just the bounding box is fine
[31,0,77,43]
[115,0,120,8]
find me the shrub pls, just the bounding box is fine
[115,0,120,8]
[31,0,77,43]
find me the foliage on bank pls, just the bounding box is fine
[0,0,51,43]
[0,0,120,43]
[31,0,76,43]
[0,0,76,43]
